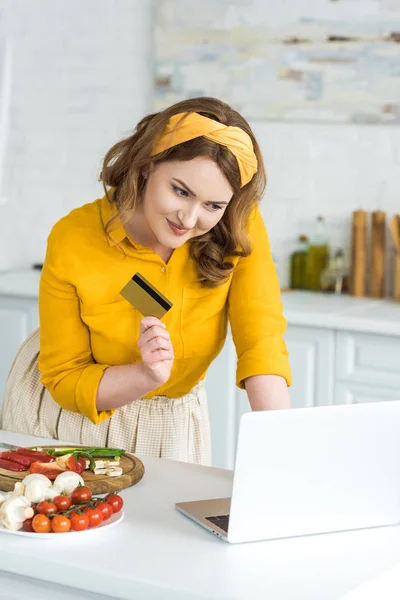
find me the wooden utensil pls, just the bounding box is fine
[391,215,400,302]
[0,446,145,494]
[351,210,367,297]
[369,211,386,298]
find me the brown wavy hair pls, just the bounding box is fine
[100,97,266,287]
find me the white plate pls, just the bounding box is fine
[0,509,124,538]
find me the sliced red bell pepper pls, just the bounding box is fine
[0,457,27,472]
[76,457,87,475]
[0,451,33,468]
[65,455,79,473]
[29,461,67,480]
[16,448,55,462]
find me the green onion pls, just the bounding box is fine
[32,446,125,459]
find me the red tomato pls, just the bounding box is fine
[51,515,71,533]
[22,517,35,532]
[37,501,57,516]
[71,486,92,505]
[53,495,72,512]
[70,511,90,532]
[104,493,124,514]
[32,514,51,533]
[82,507,103,528]
[96,501,113,521]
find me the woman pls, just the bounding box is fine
[1,97,291,465]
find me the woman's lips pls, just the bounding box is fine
[167,219,191,236]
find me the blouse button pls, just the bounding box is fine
[161,267,166,273]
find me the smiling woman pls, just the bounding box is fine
[0,97,292,466]
[124,157,234,263]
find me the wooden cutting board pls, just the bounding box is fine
[0,446,145,494]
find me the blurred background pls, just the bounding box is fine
[0,0,399,467]
[0,0,399,287]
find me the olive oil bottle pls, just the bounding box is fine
[306,216,329,291]
[290,235,309,289]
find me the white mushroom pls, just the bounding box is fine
[0,491,8,507]
[106,466,123,477]
[54,471,84,496]
[12,482,26,497]
[22,473,52,487]
[43,484,63,500]
[0,496,34,531]
[93,468,107,475]
[25,479,52,503]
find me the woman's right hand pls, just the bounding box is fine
[137,316,174,387]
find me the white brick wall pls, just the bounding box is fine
[0,0,152,269]
[0,0,399,290]
[254,120,400,288]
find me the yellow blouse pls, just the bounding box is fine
[38,194,291,424]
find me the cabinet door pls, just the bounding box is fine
[284,326,335,408]
[0,297,39,404]
[336,331,400,389]
[335,382,400,405]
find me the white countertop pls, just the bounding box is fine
[2,429,400,600]
[1,268,400,336]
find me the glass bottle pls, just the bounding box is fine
[321,249,349,294]
[306,216,329,292]
[290,235,309,289]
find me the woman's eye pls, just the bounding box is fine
[172,185,188,197]
[207,203,223,211]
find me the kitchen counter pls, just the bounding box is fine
[2,429,400,600]
[282,290,400,336]
[0,268,400,335]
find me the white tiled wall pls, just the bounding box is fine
[0,0,399,289]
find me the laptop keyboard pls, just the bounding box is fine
[205,514,230,533]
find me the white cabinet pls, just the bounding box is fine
[1,284,400,471]
[336,331,400,389]
[206,336,238,470]
[0,296,38,404]
[284,326,335,408]
[208,325,337,469]
[334,330,400,406]
[335,383,400,405]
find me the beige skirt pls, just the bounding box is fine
[0,329,212,466]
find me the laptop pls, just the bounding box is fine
[176,400,400,543]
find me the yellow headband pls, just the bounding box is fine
[151,112,258,187]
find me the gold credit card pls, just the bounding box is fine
[120,272,173,319]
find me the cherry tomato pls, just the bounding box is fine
[96,501,113,521]
[53,495,72,512]
[71,486,92,505]
[70,511,90,532]
[104,493,123,514]
[22,517,34,532]
[51,514,71,533]
[37,500,57,516]
[82,507,103,528]
[32,514,51,533]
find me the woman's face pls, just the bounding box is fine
[141,157,233,250]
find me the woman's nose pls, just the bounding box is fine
[177,206,198,229]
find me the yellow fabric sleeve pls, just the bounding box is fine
[228,207,292,389]
[38,228,115,425]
